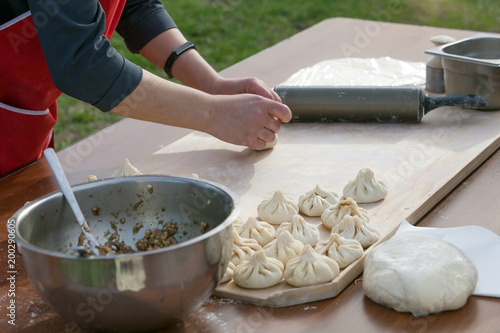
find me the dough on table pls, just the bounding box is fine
[111,158,142,177]
[257,189,299,224]
[88,175,98,182]
[298,184,339,217]
[237,216,276,247]
[321,197,369,230]
[233,250,284,289]
[276,214,320,246]
[230,226,262,266]
[332,215,379,248]
[315,233,364,269]
[263,230,305,266]
[363,233,478,316]
[220,261,235,283]
[252,134,279,150]
[284,245,340,287]
[264,134,279,150]
[343,168,388,203]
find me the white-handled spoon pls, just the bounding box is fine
[44,148,100,256]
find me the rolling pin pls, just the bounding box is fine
[274,86,487,123]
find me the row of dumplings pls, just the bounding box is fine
[221,168,386,289]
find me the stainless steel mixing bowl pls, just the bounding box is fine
[12,175,240,332]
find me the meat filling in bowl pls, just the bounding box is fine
[77,222,179,256]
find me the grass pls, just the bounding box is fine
[54,0,500,150]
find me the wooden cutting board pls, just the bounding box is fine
[137,105,500,307]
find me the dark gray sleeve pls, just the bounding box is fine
[117,0,178,54]
[27,0,142,112]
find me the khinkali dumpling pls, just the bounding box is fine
[233,250,284,289]
[257,190,299,224]
[332,215,379,248]
[315,233,364,269]
[284,245,340,287]
[298,184,339,217]
[230,227,262,266]
[276,214,320,246]
[232,216,244,229]
[111,158,142,177]
[220,261,235,283]
[263,230,305,266]
[237,216,276,247]
[321,197,369,230]
[343,168,388,203]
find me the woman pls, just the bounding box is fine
[0,0,291,177]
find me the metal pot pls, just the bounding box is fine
[426,34,500,110]
[12,175,240,332]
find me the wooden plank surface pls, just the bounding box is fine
[57,17,500,307]
[2,18,500,332]
[132,102,500,306]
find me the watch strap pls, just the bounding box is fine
[164,41,197,79]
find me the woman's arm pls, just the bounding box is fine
[110,69,291,150]
[138,28,281,102]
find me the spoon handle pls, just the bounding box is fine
[44,148,100,256]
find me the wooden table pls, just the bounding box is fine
[1,18,500,332]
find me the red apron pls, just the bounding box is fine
[0,1,126,178]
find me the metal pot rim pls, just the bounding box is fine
[12,174,240,260]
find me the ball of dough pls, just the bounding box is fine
[332,215,379,248]
[230,226,262,266]
[232,216,244,229]
[252,134,279,150]
[321,197,369,230]
[238,216,276,247]
[343,168,387,203]
[88,175,98,182]
[363,233,478,316]
[263,230,304,266]
[257,189,299,224]
[298,184,339,217]
[315,233,364,269]
[284,245,340,287]
[220,261,235,283]
[276,214,320,246]
[111,158,142,177]
[233,250,284,289]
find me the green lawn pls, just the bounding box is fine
[54,0,500,150]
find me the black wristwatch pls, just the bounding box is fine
[164,41,197,79]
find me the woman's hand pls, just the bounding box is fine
[208,76,282,102]
[205,92,291,150]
